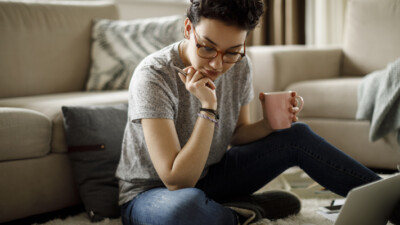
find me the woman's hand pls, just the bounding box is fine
[289,91,301,122]
[178,67,217,109]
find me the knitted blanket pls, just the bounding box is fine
[356,58,400,145]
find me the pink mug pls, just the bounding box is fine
[262,91,304,130]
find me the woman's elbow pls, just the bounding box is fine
[162,177,196,191]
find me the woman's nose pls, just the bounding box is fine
[208,54,223,70]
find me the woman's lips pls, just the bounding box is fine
[203,70,220,78]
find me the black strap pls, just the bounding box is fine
[68,144,105,153]
[200,108,219,120]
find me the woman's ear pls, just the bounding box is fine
[184,18,192,39]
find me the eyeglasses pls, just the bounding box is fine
[193,27,246,64]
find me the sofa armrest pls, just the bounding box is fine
[247,45,343,92]
[0,107,51,161]
[247,45,343,122]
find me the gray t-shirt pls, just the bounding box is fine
[116,41,254,205]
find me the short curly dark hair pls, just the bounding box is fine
[186,0,264,31]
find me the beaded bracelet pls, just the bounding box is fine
[200,108,219,120]
[197,112,219,128]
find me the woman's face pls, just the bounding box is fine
[184,17,247,81]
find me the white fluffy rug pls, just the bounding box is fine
[35,199,333,225]
[36,169,341,225]
[35,168,338,225]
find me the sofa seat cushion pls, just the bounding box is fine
[0,153,80,223]
[0,107,51,161]
[286,77,361,119]
[302,118,400,169]
[0,90,128,153]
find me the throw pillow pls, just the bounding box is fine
[86,15,184,91]
[61,104,128,222]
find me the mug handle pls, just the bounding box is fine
[295,96,304,112]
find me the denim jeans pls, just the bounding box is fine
[121,123,381,225]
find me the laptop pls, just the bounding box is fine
[319,173,400,225]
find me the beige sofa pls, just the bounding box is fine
[1,0,399,223]
[0,1,128,223]
[248,0,400,170]
[0,0,186,222]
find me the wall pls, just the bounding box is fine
[115,0,189,20]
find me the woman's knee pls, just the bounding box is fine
[290,122,311,133]
[165,188,235,224]
[147,188,209,217]
[168,188,209,210]
[121,188,206,225]
[285,122,317,140]
[122,188,235,225]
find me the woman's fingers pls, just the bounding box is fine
[185,67,194,80]
[191,71,205,83]
[259,92,265,101]
[178,72,186,83]
[292,98,297,106]
[290,91,298,106]
[177,67,191,84]
[290,106,300,122]
[204,79,216,90]
[182,67,215,90]
[290,106,300,113]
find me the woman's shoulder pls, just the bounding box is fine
[130,41,182,90]
[236,55,251,70]
[226,55,251,79]
[135,42,181,74]
[142,42,180,64]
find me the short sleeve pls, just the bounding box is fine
[129,63,176,123]
[240,56,255,106]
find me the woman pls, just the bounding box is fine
[116,0,384,224]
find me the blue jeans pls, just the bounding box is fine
[121,123,381,225]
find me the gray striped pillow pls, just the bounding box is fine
[86,15,184,91]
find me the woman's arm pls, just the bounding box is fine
[231,92,300,145]
[142,115,215,191]
[142,67,218,191]
[230,104,273,146]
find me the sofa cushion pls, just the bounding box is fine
[86,15,184,91]
[286,78,361,119]
[302,118,400,169]
[342,0,400,76]
[0,154,80,223]
[0,1,118,98]
[62,104,127,222]
[0,107,51,161]
[0,91,128,154]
